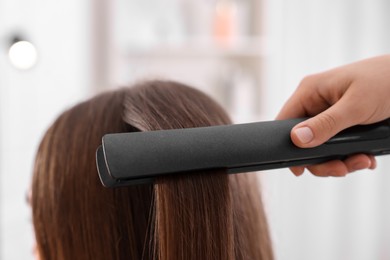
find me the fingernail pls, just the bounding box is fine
[294,127,314,144]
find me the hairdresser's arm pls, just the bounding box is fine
[277,55,390,177]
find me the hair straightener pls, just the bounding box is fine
[96,118,390,187]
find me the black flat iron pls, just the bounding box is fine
[96,118,390,187]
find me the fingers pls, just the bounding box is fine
[306,160,349,177]
[276,76,315,120]
[290,166,305,176]
[276,94,306,120]
[290,96,360,148]
[367,155,377,169]
[344,154,375,172]
[276,73,336,120]
[290,154,377,177]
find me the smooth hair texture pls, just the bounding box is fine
[32,80,273,260]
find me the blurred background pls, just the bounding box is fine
[0,0,389,259]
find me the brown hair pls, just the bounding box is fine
[32,80,273,260]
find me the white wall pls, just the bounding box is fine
[263,0,390,259]
[0,0,92,259]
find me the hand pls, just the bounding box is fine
[277,55,390,177]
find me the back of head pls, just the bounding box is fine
[32,80,273,260]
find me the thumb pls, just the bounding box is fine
[291,101,357,148]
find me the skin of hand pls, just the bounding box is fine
[277,54,390,177]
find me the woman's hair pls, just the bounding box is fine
[32,80,273,260]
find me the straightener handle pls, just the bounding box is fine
[326,119,390,144]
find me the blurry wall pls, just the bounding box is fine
[263,1,390,260]
[0,0,92,259]
[107,0,265,123]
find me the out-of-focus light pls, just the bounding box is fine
[8,41,38,70]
